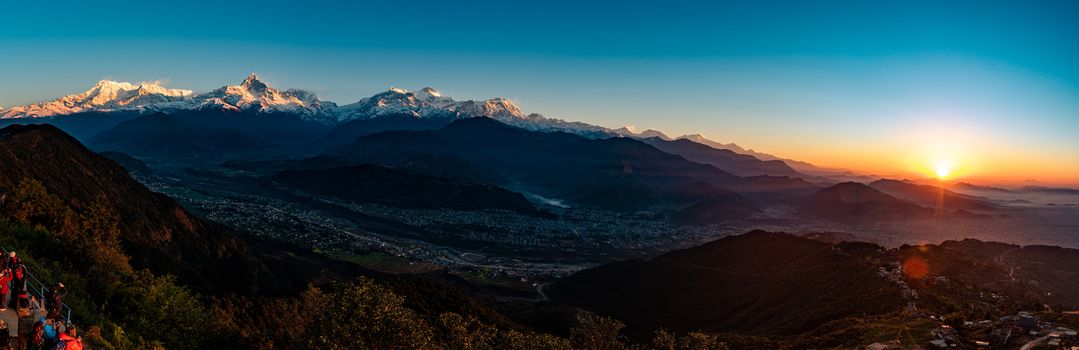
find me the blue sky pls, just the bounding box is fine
[2,0,1078,182]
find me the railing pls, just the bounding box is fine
[0,246,74,325]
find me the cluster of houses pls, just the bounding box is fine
[914,311,1078,348]
[870,260,1078,349]
[983,312,1078,349]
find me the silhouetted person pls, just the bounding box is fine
[44,283,66,321]
[9,265,27,309]
[27,320,44,350]
[2,252,18,273]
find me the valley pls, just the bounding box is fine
[126,153,1079,292]
[1,72,1078,349]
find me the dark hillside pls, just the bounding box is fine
[0,124,265,293]
[272,164,551,217]
[548,230,905,336]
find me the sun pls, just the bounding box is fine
[932,158,953,179]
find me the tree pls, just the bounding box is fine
[570,312,627,350]
[677,332,728,350]
[439,312,498,350]
[121,271,210,350]
[79,195,131,273]
[4,178,72,232]
[307,277,437,350]
[648,328,676,350]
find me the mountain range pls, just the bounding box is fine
[0,74,614,136]
[1,74,840,175]
[327,117,818,212]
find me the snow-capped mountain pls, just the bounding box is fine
[333,86,614,137]
[334,86,524,120]
[161,74,338,124]
[0,74,337,123]
[0,80,192,118]
[677,134,755,156]
[613,126,672,140]
[0,74,613,137]
[333,87,457,119]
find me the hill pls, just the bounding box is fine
[799,182,934,222]
[670,191,761,225]
[0,123,266,293]
[547,230,906,336]
[271,164,551,216]
[99,151,153,176]
[640,137,804,178]
[869,179,998,212]
[931,239,1079,307]
[314,112,457,151]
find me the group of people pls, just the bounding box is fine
[0,251,78,350]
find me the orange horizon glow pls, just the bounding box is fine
[784,149,1079,187]
[732,120,1079,187]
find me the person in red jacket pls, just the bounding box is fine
[57,326,82,350]
[0,269,10,311]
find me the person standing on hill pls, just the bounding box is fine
[0,252,15,312]
[3,252,19,272]
[44,283,66,321]
[41,319,57,350]
[0,269,10,311]
[27,320,45,350]
[9,265,27,309]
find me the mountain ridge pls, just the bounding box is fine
[1,75,827,175]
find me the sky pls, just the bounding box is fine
[2,0,1078,185]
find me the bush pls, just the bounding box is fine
[307,277,436,349]
[119,271,210,350]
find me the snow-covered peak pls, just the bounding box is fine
[638,129,670,140]
[241,73,260,84]
[176,74,336,123]
[416,87,441,98]
[239,73,269,92]
[612,125,671,140]
[335,86,525,121]
[448,97,524,119]
[1,79,192,119]
[413,87,453,104]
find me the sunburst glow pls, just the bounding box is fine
[933,159,953,179]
